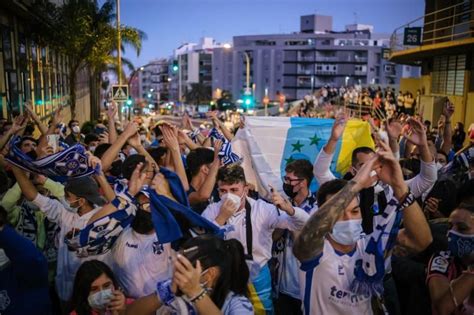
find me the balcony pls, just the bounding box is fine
[315,70,337,75]
[354,70,367,76]
[390,1,474,63]
[315,56,339,62]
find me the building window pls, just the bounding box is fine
[432,54,465,96]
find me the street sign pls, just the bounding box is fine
[382,48,391,60]
[112,85,129,101]
[403,27,422,46]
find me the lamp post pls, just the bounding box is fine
[223,43,251,94]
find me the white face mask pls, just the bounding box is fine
[72,126,80,134]
[330,219,363,245]
[221,192,244,214]
[140,134,147,142]
[128,148,138,156]
[436,162,444,171]
[88,288,113,310]
[0,249,10,269]
[89,146,96,153]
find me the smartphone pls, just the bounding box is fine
[94,126,107,135]
[46,134,60,153]
[180,246,200,265]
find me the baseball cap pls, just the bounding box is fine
[64,176,106,206]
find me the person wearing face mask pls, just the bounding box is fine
[294,143,432,315]
[427,203,474,315]
[138,128,151,149]
[71,260,131,315]
[273,159,317,314]
[0,205,51,315]
[65,120,83,146]
[125,234,253,315]
[85,133,100,154]
[10,161,139,311]
[111,190,174,299]
[186,141,223,214]
[201,165,309,314]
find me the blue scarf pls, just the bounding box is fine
[148,167,223,248]
[6,135,95,182]
[208,128,241,165]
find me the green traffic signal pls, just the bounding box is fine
[126,99,132,106]
[172,60,179,72]
[243,95,254,109]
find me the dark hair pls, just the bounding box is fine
[436,150,448,161]
[180,235,249,308]
[19,136,37,147]
[351,147,374,166]
[186,148,214,177]
[68,119,79,129]
[84,133,99,145]
[317,179,347,206]
[285,159,314,187]
[94,143,112,159]
[122,154,147,180]
[147,147,168,165]
[70,260,118,315]
[152,125,163,137]
[217,164,246,185]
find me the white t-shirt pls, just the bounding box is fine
[32,194,112,301]
[299,239,373,315]
[112,228,174,298]
[201,197,309,267]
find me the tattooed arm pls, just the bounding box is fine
[293,181,359,262]
[294,156,378,262]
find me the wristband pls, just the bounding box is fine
[156,280,175,306]
[399,189,416,210]
[189,289,207,304]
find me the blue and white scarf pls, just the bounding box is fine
[6,135,95,182]
[208,128,241,165]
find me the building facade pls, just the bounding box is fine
[390,0,473,132]
[169,37,224,103]
[212,14,420,103]
[0,0,90,123]
[137,58,170,106]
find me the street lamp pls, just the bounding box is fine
[223,43,251,93]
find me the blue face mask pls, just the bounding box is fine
[448,229,474,258]
[330,219,363,245]
[88,288,113,310]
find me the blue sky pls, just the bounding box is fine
[119,0,425,68]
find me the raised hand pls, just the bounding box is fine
[160,125,179,149]
[52,105,63,126]
[10,114,28,134]
[442,99,455,121]
[128,162,147,196]
[174,255,203,299]
[269,184,295,215]
[124,122,139,138]
[404,118,428,147]
[107,102,118,120]
[386,118,403,140]
[213,139,223,160]
[374,140,407,198]
[351,155,379,192]
[98,131,109,144]
[106,289,126,312]
[127,131,142,149]
[330,109,349,141]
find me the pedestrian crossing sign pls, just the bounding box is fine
[112,85,129,101]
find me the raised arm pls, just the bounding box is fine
[160,124,189,191]
[313,111,347,185]
[385,118,402,159]
[0,114,28,151]
[10,165,39,201]
[107,102,118,144]
[210,112,234,142]
[294,156,377,262]
[24,102,48,136]
[440,100,454,155]
[101,122,138,171]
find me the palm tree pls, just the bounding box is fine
[185,83,212,105]
[32,0,145,119]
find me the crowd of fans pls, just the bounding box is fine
[0,95,473,315]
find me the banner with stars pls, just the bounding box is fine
[232,117,374,198]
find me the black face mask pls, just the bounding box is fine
[283,183,298,199]
[131,208,154,234]
[109,160,123,177]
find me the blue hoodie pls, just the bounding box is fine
[0,225,51,315]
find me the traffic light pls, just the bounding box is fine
[126,98,132,106]
[172,60,179,72]
[242,94,254,109]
